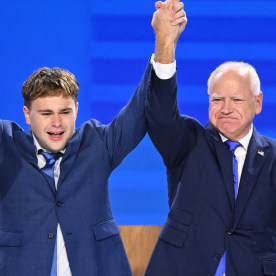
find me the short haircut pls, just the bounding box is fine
[207,61,261,96]
[22,67,79,109]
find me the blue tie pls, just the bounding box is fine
[214,140,241,276]
[224,140,240,201]
[40,151,62,276]
[40,151,62,178]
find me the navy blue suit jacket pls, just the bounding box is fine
[145,70,276,275]
[0,62,152,276]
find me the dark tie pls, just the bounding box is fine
[214,140,241,276]
[40,151,62,276]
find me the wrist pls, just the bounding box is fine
[154,40,175,64]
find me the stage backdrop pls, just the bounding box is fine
[1,0,275,225]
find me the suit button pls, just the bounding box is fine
[48,233,55,239]
[226,231,232,235]
[56,201,63,207]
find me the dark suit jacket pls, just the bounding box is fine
[145,70,276,276]
[0,62,152,276]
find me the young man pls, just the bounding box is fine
[1,65,148,276]
[146,1,276,276]
[0,2,186,275]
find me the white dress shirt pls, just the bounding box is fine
[33,136,72,276]
[150,54,176,79]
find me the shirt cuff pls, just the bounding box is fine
[150,54,176,80]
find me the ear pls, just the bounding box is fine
[23,106,31,126]
[255,91,263,115]
[75,102,79,119]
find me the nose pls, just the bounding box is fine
[221,99,233,114]
[51,114,62,127]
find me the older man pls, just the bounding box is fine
[145,1,276,275]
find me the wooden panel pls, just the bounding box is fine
[119,225,162,276]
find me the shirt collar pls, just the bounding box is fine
[219,125,253,151]
[32,134,66,154]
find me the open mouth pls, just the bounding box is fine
[47,132,64,140]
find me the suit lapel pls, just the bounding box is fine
[14,129,37,166]
[232,128,269,229]
[58,129,81,189]
[14,130,57,194]
[205,123,236,210]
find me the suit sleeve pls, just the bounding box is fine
[146,69,196,168]
[101,61,152,170]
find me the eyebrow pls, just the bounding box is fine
[210,94,223,99]
[60,108,73,112]
[210,94,246,99]
[37,108,73,113]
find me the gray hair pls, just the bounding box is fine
[207,61,261,96]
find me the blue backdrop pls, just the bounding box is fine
[1,0,275,225]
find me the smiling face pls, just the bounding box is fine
[23,94,78,152]
[208,68,263,141]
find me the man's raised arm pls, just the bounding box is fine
[152,0,187,64]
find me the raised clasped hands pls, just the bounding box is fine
[152,0,187,63]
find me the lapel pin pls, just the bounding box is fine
[258,151,264,156]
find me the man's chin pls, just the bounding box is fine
[44,142,67,153]
[214,126,235,140]
[216,123,236,135]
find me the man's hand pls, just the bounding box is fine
[152,0,187,63]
